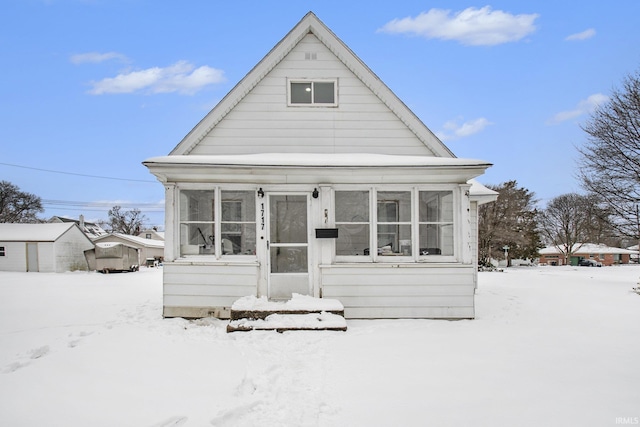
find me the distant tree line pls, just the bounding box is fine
[480,69,640,265]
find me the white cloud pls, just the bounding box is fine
[87,60,225,95]
[437,117,492,141]
[547,93,609,124]
[378,6,539,46]
[70,52,128,64]
[565,28,596,41]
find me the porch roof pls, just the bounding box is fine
[144,153,491,169]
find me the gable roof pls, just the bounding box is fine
[0,223,85,242]
[50,216,108,238]
[170,12,453,158]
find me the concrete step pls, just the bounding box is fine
[227,294,347,333]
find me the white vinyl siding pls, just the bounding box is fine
[163,263,258,318]
[321,264,475,318]
[189,34,436,157]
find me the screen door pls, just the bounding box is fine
[268,194,310,300]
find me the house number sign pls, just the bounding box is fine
[261,202,265,230]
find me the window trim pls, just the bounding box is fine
[287,78,338,107]
[177,186,257,260]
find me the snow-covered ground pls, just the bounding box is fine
[1,265,639,427]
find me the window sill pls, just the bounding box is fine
[324,262,470,268]
[173,255,259,266]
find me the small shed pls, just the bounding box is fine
[539,243,639,266]
[84,242,140,273]
[0,223,94,272]
[92,233,164,265]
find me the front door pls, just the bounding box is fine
[268,194,310,300]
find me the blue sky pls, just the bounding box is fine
[2,1,640,229]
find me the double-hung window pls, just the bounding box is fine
[221,191,256,255]
[377,191,412,256]
[419,191,454,256]
[179,188,256,257]
[179,190,215,255]
[288,79,337,106]
[335,191,370,256]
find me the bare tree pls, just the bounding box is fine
[106,205,148,235]
[0,180,44,223]
[577,69,640,244]
[478,180,541,266]
[540,193,595,264]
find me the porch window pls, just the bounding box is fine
[288,79,337,106]
[335,191,370,256]
[221,191,256,255]
[334,188,456,261]
[419,191,454,256]
[179,190,215,255]
[178,189,256,257]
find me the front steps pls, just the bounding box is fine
[227,294,347,333]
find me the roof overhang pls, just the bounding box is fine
[143,153,492,185]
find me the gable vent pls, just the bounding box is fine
[304,52,317,60]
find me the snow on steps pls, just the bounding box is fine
[227,294,347,333]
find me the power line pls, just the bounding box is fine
[42,199,164,212]
[0,162,158,183]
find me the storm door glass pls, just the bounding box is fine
[269,195,308,273]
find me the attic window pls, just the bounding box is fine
[288,79,337,106]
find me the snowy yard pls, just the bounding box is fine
[1,266,639,427]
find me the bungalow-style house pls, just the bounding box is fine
[144,12,496,319]
[0,223,94,272]
[92,233,164,265]
[539,243,639,266]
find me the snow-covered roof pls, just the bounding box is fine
[144,153,491,168]
[0,223,78,242]
[93,233,164,248]
[539,243,639,255]
[468,179,498,204]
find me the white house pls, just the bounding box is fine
[144,12,497,319]
[0,223,94,272]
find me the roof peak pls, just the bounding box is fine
[168,12,454,158]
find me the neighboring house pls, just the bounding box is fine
[144,12,496,320]
[539,243,638,266]
[50,215,108,239]
[0,223,94,272]
[138,229,165,241]
[92,233,164,266]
